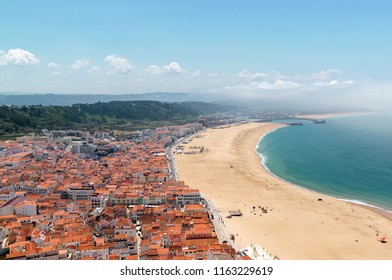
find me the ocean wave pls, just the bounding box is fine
[255,126,286,150]
[340,199,392,215]
[255,125,287,177]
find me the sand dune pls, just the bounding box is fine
[175,122,392,259]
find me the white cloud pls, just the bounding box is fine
[145,62,185,75]
[47,62,59,68]
[309,69,355,87]
[146,65,163,75]
[104,54,132,74]
[0,49,4,55]
[239,70,270,79]
[312,79,354,87]
[310,68,343,80]
[234,69,355,90]
[250,79,301,90]
[192,70,201,77]
[0,48,40,66]
[88,66,102,74]
[238,70,282,81]
[50,71,62,76]
[71,59,90,70]
[209,72,226,78]
[163,62,184,74]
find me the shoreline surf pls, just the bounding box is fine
[258,113,392,220]
[257,130,392,220]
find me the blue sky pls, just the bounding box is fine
[1,0,392,101]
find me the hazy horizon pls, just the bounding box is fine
[1,1,392,111]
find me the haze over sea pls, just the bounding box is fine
[259,114,392,212]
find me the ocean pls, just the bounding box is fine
[258,113,392,212]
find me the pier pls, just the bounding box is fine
[256,117,326,124]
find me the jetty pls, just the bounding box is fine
[293,117,327,124]
[255,117,326,124]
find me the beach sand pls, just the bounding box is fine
[174,122,392,259]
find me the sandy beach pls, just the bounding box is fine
[174,122,392,259]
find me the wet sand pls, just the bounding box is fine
[175,122,392,259]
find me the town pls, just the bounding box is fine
[0,122,248,260]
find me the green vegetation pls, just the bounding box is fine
[0,100,237,137]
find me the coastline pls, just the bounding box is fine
[258,143,392,220]
[261,112,392,217]
[174,122,392,259]
[256,124,392,217]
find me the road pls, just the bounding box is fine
[165,128,238,251]
[165,129,205,181]
[201,195,237,250]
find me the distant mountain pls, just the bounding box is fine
[0,91,369,113]
[0,92,200,106]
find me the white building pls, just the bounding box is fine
[0,196,26,216]
[176,189,201,205]
[14,201,37,217]
[72,246,109,260]
[68,186,94,201]
[115,218,137,237]
[94,131,110,139]
[71,141,82,153]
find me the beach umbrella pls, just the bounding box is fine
[379,236,386,242]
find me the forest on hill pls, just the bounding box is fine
[0,100,238,137]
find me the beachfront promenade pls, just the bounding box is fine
[166,131,238,249]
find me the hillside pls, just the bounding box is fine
[0,100,238,137]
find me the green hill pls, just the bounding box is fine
[0,100,238,137]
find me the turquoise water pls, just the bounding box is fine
[259,114,392,212]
